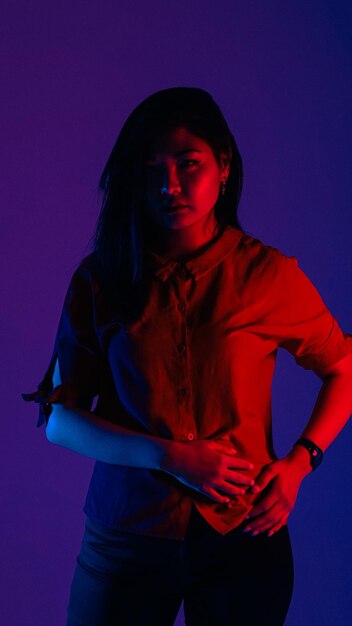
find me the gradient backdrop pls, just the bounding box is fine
[3,1,352,624]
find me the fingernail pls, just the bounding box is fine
[251,531,259,536]
[268,531,274,537]
[243,526,252,532]
[251,486,260,493]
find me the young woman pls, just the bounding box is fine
[23,87,352,626]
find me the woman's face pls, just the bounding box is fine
[143,126,229,231]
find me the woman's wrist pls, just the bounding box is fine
[286,445,312,477]
[113,431,178,472]
[157,439,182,474]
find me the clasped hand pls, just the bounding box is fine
[243,451,311,536]
[161,438,310,537]
[161,437,255,502]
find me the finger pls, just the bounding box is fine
[248,514,283,534]
[227,458,254,469]
[251,516,288,536]
[267,520,287,537]
[245,505,286,532]
[245,495,279,519]
[215,446,238,457]
[248,468,276,494]
[245,501,283,527]
[213,440,238,453]
[201,486,231,504]
[214,438,238,450]
[222,484,247,496]
[224,472,255,486]
[211,481,247,496]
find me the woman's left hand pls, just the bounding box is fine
[243,446,312,537]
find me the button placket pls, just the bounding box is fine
[174,263,190,281]
[172,271,194,445]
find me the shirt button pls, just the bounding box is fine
[177,388,189,397]
[175,264,189,280]
[177,343,186,353]
[177,303,185,311]
[187,432,194,441]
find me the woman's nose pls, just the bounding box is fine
[160,165,181,195]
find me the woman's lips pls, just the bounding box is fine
[163,204,189,212]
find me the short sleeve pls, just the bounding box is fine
[22,263,101,427]
[268,254,351,375]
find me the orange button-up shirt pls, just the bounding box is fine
[22,225,351,539]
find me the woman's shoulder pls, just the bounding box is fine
[229,231,301,306]
[69,252,104,293]
[72,251,99,275]
[235,230,291,277]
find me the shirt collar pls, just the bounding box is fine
[145,225,244,282]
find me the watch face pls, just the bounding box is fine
[312,450,323,468]
[295,439,323,470]
[310,447,323,469]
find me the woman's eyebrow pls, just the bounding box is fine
[174,148,203,156]
[147,148,203,160]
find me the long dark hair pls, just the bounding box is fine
[87,87,245,318]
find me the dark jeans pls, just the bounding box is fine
[66,505,294,626]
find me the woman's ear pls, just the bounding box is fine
[219,150,232,179]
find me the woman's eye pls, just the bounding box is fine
[144,164,160,177]
[181,159,200,168]
[144,160,200,172]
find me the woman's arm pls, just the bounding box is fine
[46,403,169,469]
[291,352,352,453]
[47,359,254,501]
[256,352,352,476]
[47,405,255,502]
[244,353,352,536]
[46,356,167,469]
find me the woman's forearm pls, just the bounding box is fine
[248,367,352,501]
[294,371,352,454]
[46,404,171,470]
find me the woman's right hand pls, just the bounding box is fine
[160,438,254,503]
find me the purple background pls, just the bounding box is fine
[3,1,352,624]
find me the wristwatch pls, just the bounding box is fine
[293,438,323,471]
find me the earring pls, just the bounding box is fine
[220,179,226,196]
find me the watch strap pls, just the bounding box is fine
[294,438,323,470]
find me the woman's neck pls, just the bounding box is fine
[145,216,222,262]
